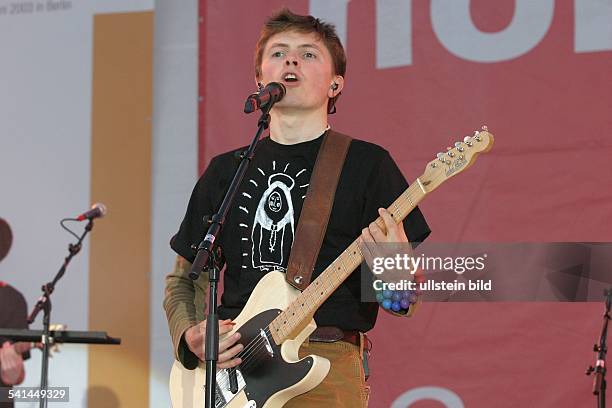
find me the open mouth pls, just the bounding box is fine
[283,73,299,83]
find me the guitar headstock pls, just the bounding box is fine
[419,126,494,193]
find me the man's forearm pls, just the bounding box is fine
[163,255,208,364]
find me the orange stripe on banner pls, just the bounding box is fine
[89,11,153,408]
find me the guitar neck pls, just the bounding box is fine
[269,179,428,344]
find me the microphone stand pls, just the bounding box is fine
[190,101,274,408]
[587,288,612,408]
[27,219,94,408]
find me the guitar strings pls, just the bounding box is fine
[215,327,272,391]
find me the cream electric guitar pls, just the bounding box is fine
[169,128,494,408]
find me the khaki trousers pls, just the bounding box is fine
[284,336,370,408]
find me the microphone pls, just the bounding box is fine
[76,203,107,221]
[244,82,286,113]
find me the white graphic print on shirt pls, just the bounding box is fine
[237,160,309,272]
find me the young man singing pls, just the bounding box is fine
[164,9,430,407]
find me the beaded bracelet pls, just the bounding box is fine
[375,273,425,316]
[375,289,419,314]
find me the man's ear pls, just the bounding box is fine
[328,75,345,98]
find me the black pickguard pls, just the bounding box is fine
[226,309,313,406]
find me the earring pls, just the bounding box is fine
[331,83,339,91]
[257,82,264,91]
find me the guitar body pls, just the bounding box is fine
[169,271,331,408]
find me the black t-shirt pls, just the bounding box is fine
[171,131,431,332]
[0,283,29,407]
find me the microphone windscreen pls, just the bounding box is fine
[93,203,108,218]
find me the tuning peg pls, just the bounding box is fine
[454,142,464,152]
[438,153,451,163]
[481,125,488,131]
[463,136,473,146]
[447,151,455,157]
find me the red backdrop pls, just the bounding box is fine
[198,1,612,406]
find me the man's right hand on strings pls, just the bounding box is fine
[184,319,243,369]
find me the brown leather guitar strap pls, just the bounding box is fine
[285,130,352,291]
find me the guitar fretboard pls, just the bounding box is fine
[269,179,427,344]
